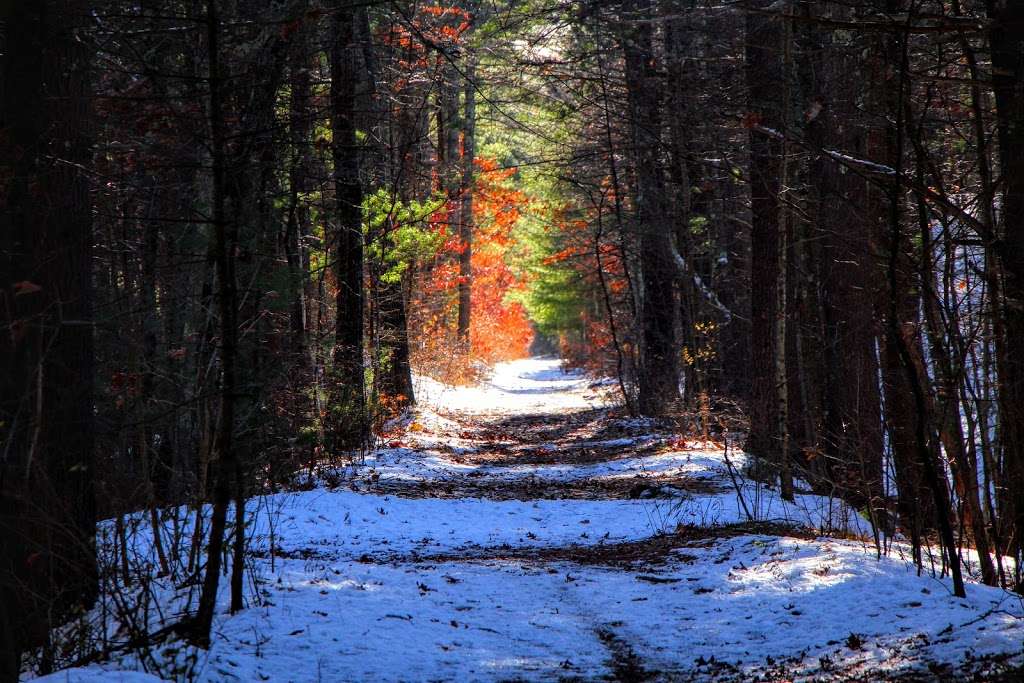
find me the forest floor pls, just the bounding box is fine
[38,359,1024,682]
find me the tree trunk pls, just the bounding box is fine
[331,2,368,446]
[286,51,315,365]
[801,4,883,513]
[439,60,461,214]
[879,251,934,544]
[191,0,242,643]
[987,0,1024,590]
[664,14,698,404]
[865,0,934,549]
[457,58,477,345]
[622,0,680,415]
[0,1,97,675]
[368,8,415,412]
[744,1,783,458]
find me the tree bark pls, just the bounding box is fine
[331,2,368,446]
[664,14,698,403]
[622,0,680,415]
[457,58,477,345]
[801,3,884,512]
[745,1,784,458]
[987,0,1024,590]
[866,0,934,550]
[285,47,315,365]
[190,0,243,643]
[0,1,97,674]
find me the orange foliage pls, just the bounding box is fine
[410,156,534,379]
[377,5,472,56]
[467,158,533,362]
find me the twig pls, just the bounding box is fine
[721,432,754,522]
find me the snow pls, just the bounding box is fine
[34,674,164,683]
[252,491,681,557]
[31,359,1024,681]
[412,357,606,414]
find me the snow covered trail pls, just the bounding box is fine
[36,359,1024,682]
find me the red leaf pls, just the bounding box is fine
[13,280,42,296]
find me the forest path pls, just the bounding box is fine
[266,358,1019,682]
[365,359,714,680]
[365,358,722,502]
[52,361,1024,682]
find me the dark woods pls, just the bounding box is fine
[1,2,97,678]
[1,0,1024,676]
